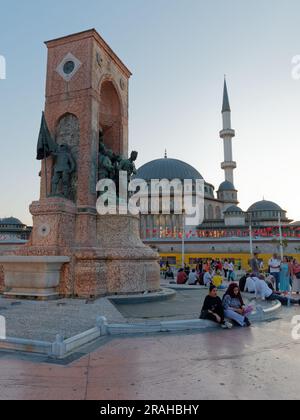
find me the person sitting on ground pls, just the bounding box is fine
[187,269,199,285]
[255,275,300,306]
[222,283,252,327]
[165,267,174,280]
[212,270,224,288]
[239,272,250,292]
[265,274,275,290]
[200,285,232,329]
[177,268,188,285]
[203,270,213,286]
[184,264,191,277]
[244,273,258,294]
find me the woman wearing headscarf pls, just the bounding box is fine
[222,283,251,327]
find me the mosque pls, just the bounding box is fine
[136,81,300,268]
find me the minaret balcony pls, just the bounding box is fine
[221,161,237,170]
[220,129,235,139]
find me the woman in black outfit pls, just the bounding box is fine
[200,285,232,329]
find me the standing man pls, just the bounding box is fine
[249,252,260,277]
[268,253,282,292]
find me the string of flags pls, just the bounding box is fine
[144,226,300,240]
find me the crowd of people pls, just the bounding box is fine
[171,258,239,287]
[162,253,300,294]
[249,252,300,293]
[162,253,300,329]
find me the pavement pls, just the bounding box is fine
[0,284,299,399]
[0,296,125,342]
[0,305,299,400]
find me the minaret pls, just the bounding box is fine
[220,78,236,185]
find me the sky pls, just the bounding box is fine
[0,0,300,225]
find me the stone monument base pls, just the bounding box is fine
[0,212,161,299]
[0,256,70,300]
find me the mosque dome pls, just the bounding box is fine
[224,205,244,214]
[247,200,282,213]
[0,217,24,226]
[218,181,236,191]
[136,158,204,182]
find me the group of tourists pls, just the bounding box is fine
[250,252,300,293]
[175,259,238,287]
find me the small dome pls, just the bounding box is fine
[247,200,283,212]
[136,158,203,182]
[0,217,23,226]
[218,181,236,191]
[224,205,244,214]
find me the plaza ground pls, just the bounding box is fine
[0,303,299,400]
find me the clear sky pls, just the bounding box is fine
[0,0,300,225]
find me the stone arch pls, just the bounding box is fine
[55,113,80,202]
[99,78,123,156]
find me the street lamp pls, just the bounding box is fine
[278,212,284,261]
[248,213,253,255]
[182,209,185,269]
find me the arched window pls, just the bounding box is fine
[208,205,214,220]
[215,206,221,220]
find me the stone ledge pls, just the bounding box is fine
[108,288,176,305]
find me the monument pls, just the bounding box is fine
[0,29,160,299]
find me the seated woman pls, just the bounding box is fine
[222,283,252,327]
[200,285,232,329]
[177,268,188,285]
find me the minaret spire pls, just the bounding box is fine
[220,77,237,186]
[222,77,231,113]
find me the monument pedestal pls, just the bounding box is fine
[0,203,161,299]
[73,214,160,297]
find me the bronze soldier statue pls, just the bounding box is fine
[51,144,76,197]
[118,151,138,184]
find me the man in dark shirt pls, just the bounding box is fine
[249,253,260,276]
[200,285,232,329]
